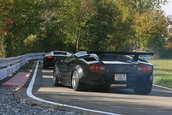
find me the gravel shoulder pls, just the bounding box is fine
[0,60,77,115]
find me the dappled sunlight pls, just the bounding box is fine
[41,69,53,77]
[42,74,53,78]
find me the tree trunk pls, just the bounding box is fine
[76,38,79,52]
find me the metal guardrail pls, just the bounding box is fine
[0,53,45,80]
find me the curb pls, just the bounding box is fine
[13,61,102,115]
[153,84,172,91]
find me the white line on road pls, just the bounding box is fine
[153,84,172,91]
[26,61,120,115]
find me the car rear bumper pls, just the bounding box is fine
[80,72,153,89]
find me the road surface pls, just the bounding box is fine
[31,61,172,115]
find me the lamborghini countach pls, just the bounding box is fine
[53,51,154,94]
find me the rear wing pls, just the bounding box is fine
[87,51,154,62]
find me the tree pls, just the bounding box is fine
[57,0,96,52]
[37,0,66,52]
[0,0,13,57]
[109,0,136,51]
[5,0,43,56]
[83,0,119,51]
[0,0,168,57]
[135,8,167,53]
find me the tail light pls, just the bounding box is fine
[47,56,53,58]
[89,63,105,72]
[137,64,153,73]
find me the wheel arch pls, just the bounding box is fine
[71,65,84,79]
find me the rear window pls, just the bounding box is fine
[100,54,132,62]
[84,57,96,61]
[53,52,67,55]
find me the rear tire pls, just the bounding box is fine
[134,82,152,95]
[43,62,48,69]
[71,70,82,91]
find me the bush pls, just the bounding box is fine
[160,42,172,59]
[0,34,6,57]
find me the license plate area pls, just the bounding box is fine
[114,74,127,81]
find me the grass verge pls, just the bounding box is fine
[148,59,172,88]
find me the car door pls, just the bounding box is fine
[58,56,76,86]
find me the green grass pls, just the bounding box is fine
[148,59,172,88]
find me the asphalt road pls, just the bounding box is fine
[33,61,172,115]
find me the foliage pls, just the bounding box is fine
[0,0,13,57]
[109,0,136,51]
[160,42,172,58]
[0,0,169,57]
[0,34,6,57]
[37,0,66,52]
[57,0,97,52]
[83,0,118,51]
[4,0,44,56]
[134,8,167,53]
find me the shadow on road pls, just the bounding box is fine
[40,68,172,98]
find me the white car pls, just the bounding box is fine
[43,51,72,69]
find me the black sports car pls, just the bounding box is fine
[43,51,72,69]
[53,51,154,94]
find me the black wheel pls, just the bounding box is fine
[134,82,152,95]
[71,70,82,91]
[43,62,48,69]
[53,69,59,86]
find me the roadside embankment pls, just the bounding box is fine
[149,59,172,88]
[0,61,77,115]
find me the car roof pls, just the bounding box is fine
[74,51,88,57]
[45,51,72,56]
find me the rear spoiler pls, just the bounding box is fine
[87,51,154,62]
